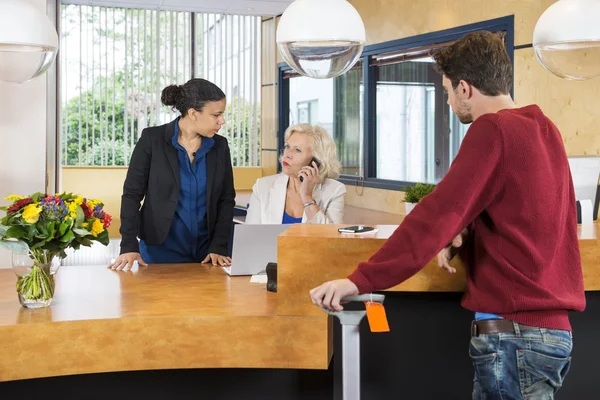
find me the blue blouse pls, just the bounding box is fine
[282,211,303,225]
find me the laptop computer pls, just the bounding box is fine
[222,224,291,276]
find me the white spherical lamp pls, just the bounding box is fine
[276,0,366,79]
[533,0,600,80]
[0,0,59,84]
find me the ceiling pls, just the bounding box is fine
[63,0,294,16]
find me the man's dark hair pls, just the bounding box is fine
[433,31,512,96]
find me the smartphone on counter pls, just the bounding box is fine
[337,225,375,234]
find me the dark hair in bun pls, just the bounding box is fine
[161,78,226,116]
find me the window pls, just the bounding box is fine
[60,5,261,167]
[375,58,437,183]
[278,16,514,189]
[296,100,318,124]
[283,62,364,177]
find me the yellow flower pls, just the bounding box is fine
[87,199,101,209]
[4,195,23,201]
[68,201,79,218]
[80,222,89,228]
[22,204,42,224]
[74,196,84,205]
[90,218,104,237]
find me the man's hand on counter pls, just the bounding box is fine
[436,228,468,274]
[309,279,359,312]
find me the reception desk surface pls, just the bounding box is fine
[0,264,331,382]
[1,222,598,382]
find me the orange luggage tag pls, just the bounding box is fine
[364,294,390,332]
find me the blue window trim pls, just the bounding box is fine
[278,15,515,191]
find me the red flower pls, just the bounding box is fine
[102,213,112,229]
[7,198,33,213]
[80,203,93,218]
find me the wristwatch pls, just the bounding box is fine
[303,199,316,208]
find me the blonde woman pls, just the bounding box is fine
[246,124,346,224]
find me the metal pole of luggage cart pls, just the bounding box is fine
[324,294,385,400]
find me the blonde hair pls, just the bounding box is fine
[282,123,342,181]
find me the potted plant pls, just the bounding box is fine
[0,192,111,308]
[402,183,436,214]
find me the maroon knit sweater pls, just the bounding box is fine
[348,105,586,330]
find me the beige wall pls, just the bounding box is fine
[0,0,49,268]
[262,0,600,213]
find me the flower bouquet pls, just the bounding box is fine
[0,192,111,307]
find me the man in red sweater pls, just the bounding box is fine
[310,31,585,399]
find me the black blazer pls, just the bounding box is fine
[119,119,236,256]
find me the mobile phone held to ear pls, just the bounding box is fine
[338,225,375,234]
[299,157,321,182]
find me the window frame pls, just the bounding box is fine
[277,15,514,190]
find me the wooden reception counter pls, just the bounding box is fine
[277,223,600,317]
[0,222,598,384]
[0,264,331,382]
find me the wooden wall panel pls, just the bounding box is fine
[261,85,278,150]
[261,17,280,175]
[261,17,277,86]
[261,151,279,177]
[514,48,600,156]
[348,0,554,46]
[344,184,406,214]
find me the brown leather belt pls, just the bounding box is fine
[471,319,538,337]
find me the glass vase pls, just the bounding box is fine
[12,251,61,308]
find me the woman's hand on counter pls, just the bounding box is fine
[108,252,148,271]
[202,253,232,266]
[309,279,359,312]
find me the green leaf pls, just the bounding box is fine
[73,228,91,237]
[0,206,7,212]
[30,241,45,249]
[0,240,29,253]
[79,238,93,246]
[60,230,75,243]
[37,222,49,236]
[403,183,436,203]
[26,224,37,240]
[75,206,84,226]
[30,193,44,202]
[6,226,27,239]
[96,229,110,246]
[0,225,8,236]
[58,221,70,236]
[7,213,22,225]
[60,193,75,201]
[47,222,56,240]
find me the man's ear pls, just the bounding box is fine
[458,80,473,99]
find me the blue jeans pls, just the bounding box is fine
[469,323,572,399]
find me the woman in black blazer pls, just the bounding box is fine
[109,79,235,270]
